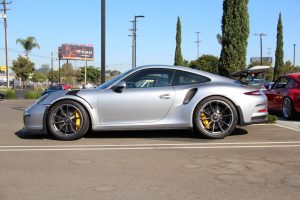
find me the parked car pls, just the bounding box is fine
[263,73,300,119]
[24,65,268,140]
[0,92,5,100]
[42,84,70,96]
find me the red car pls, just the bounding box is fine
[263,73,300,119]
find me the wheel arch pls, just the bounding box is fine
[191,95,242,127]
[43,98,93,134]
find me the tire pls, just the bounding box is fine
[282,97,296,119]
[47,100,90,140]
[193,96,238,139]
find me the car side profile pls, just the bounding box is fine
[263,73,300,119]
[24,65,268,140]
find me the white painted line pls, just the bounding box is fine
[274,124,300,132]
[0,144,300,152]
[1,141,300,148]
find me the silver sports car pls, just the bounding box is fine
[24,65,268,140]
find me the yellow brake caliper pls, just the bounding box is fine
[75,112,81,130]
[200,112,211,129]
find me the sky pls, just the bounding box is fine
[0,0,299,72]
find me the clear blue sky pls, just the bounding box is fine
[0,0,299,72]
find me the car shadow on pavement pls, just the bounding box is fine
[15,128,248,141]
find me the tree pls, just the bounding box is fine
[16,36,40,58]
[189,55,219,74]
[61,63,76,84]
[48,70,59,83]
[11,56,35,88]
[216,33,222,45]
[32,71,47,83]
[219,0,250,77]
[273,13,284,81]
[76,66,100,84]
[174,17,183,66]
[281,61,300,75]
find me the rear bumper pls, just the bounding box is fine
[240,115,268,126]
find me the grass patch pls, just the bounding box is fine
[0,89,16,99]
[24,90,43,99]
[266,114,278,124]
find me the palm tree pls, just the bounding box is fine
[16,36,40,58]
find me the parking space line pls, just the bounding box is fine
[1,141,300,149]
[274,124,300,132]
[0,143,300,152]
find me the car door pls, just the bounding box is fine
[270,77,289,111]
[98,68,175,124]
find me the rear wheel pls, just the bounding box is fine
[47,100,90,140]
[193,96,238,139]
[282,97,296,119]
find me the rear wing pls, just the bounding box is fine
[230,66,271,83]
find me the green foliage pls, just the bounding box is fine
[281,61,300,75]
[48,70,59,83]
[32,71,47,83]
[273,13,284,81]
[219,0,250,76]
[61,63,76,84]
[266,114,278,124]
[76,66,100,84]
[189,55,219,74]
[16,36,40,57]
[0,89,16,99]
[24,90,43,99]
[174,16,183,66]
[11,56,35,81]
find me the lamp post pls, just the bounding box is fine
[293,44,296,67]
[132,15,144,68]
[101,0,106,84]
[255,33,267,65]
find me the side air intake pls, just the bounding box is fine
[183,88,198,104]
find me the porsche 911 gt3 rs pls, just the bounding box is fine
[24,65,268,140]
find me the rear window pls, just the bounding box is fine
[48,86,63,90]
[172,70,210,86]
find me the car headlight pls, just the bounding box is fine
[35,93,50,105]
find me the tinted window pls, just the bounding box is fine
[124,69,174,88]
[274,77,289,89]
[48,86,63,90]
[172,70,210,86]
[286,79,298,89]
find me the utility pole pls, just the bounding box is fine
[101,0,106,84]
[131,15,144,68]
[293,44,296,67]
[195,32,201,59]
[51,52,53,83]
[1,0,11,88]
[255,33,267,65]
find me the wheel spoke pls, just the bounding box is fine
[222,114,232,118]
[211,122,216,133]
[53,120,64,124]
[220,107,229,114]
[218,122,225,132]
[209,103,214,113]
[220,120,230,127]
[58,124,66,131]
[69,122,77,133]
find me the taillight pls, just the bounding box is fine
[244,90,261,96]
[258,108,267,113]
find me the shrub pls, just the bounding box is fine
[0,89,16,99]
[24,90,43,99]
[266,114,278,124]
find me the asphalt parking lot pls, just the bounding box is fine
[0,100,300,200]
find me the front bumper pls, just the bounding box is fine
[23,103,48,134]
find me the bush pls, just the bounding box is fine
[24,90,43,99]
[266,114,278,124]
[0,89,16,99]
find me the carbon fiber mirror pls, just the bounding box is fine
[112,81,126,93]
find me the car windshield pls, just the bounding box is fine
[98,68,134,89]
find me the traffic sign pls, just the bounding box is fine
[0,66,6,71]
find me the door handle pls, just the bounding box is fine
[159,94,171,99]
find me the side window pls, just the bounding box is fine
[172,70,210,86]
[274,77,289,89]
[286,79,298,89]
[124,69,174,88]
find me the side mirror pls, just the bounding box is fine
[112,81,126,93]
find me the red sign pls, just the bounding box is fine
[61,44,94,61]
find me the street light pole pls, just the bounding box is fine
[101,0,106,84]
[293,44,296,67]
[132,15,144,68]
[195,32,201,59]
[255,33,267,65]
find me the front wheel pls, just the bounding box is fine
[193,96,238,139]
[47,100,90,140]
